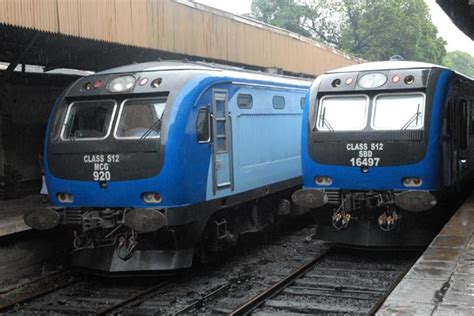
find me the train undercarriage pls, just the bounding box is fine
[25,188,309,272]
[294,188,457,247]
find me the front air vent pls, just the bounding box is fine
[325,190,341,204]
[62,209,83,225]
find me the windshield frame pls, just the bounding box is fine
[370,92,426,131]
[60,99,118,141]
[113,97,167,140]
[316,94,370,132]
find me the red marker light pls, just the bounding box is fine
[93,80,103,89]
[154,193,162,202]
[392,75,401,83]
[139,77,149,86]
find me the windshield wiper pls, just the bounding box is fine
[62,122,77,141]
[401,103,422,130]
[140,118,162,139]
[318,107,334,132]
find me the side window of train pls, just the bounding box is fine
[196,108,211,143]
[237,94,253,109]
[273,96,285,109]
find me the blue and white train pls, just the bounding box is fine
[293,61,474,247]
[25,61,310,272]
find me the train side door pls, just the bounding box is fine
[443,94,456,186]
[458,98,469,174]
[211,89,234,193]
[444,93,469,186]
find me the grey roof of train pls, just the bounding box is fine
[94,61,311,86]
[96,61,218,74]
[327,61,447,73]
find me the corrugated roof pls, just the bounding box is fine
[0,0,361,76]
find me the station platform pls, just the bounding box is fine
[0,195,43,237]
[378,194,474,315]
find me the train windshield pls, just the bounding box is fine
[317,95,368,131]
[115,98,166,139]
[61,100,116,140]
[371,93,425,130]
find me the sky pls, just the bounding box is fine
[195,0,474,55]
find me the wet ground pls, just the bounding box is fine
[379,194,474,315]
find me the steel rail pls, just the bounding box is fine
[174,283,230,315]
[367,257,418,316]
[95,280,171,316]
[229,249,329,316]
[0,276,82,313]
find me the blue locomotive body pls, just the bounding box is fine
[27,62,310,272]
[293,61,474,246]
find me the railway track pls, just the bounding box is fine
[0,273,82,313]
[2,274,236,315]
[1,275,174,315]
[2,250,419,315]
[0,222,323,315]
[0,222,421,315]
[229,247,420,315]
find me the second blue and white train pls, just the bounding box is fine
[293,60,474,246]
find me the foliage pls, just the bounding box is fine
[443,51,474,78]
[250,0,311,37]
[250,0,447,64]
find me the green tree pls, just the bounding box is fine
[251,0,447,64]
[250,0,311,37]
[443,51,474,78]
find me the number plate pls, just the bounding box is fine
[83,154,120,181]
[346,143,384,167]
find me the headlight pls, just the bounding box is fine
[402,177,422,187]
[142,192,162,203]
[151,78,163,88]
[315,176,333,186]
[404,75,415,85]
[358,73,387,89]
[331,79,341,88]
[106,75,136,93]
[57,192,74,203]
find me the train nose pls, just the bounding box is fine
[24,208,61,230]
